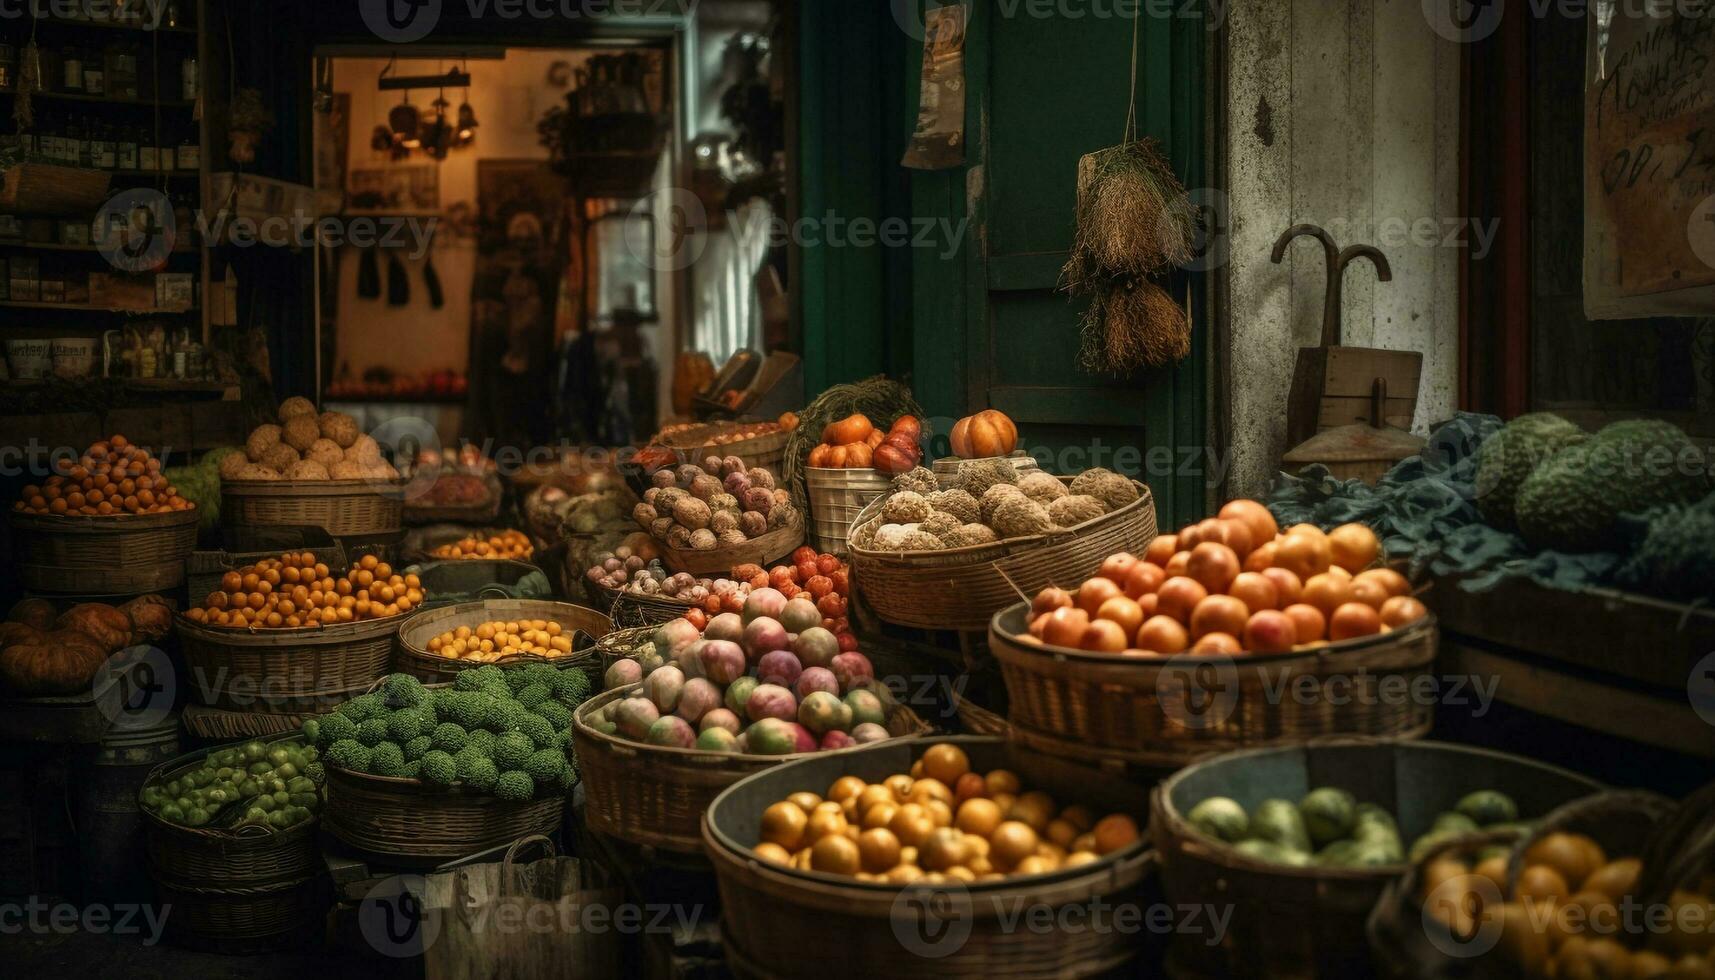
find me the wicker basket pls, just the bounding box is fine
[848,479,1157,631]
[9,508,198,594]
[221,478,405,538]
[180,703,311,740]
[155,875,325,953]
[930,452,1041,483]
[1,162,112,215]
[703,736,1154,979]
[805,466,891,555]
[1152,739,1604,979]
[952,691,1012,737]
[592,625,656,687]
[140,734,324,889]
[174,613,399,712]
[321,765,565,866]
[990,603,1438,769]
[1366,790,1679,980]
[660,425,789,473]
[401,472,505,525]
[573,684,932,854]
[657,513,804,576]
[591,582,695,629]
[392,598,611,684]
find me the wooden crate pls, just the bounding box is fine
[1286,345,1422,446]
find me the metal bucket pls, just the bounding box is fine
[73,714,180,904]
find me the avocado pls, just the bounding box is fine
[1299,787,1358,848]
[1249,798,1312,854]
[1455,790,1519,827]
[1187,797,1249,843]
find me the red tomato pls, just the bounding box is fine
[836,630,860,652]
[817,593,847,618]
[684,608,708,631]
[806,575,835,599]
[769,566,794,589]
[792,546,818,565]
[795,561,819,583]
[828,569,850,595]
[817,554,842,575]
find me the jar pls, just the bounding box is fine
[62,47,83,92]
[83,62,104,96]
[180,57,197,101]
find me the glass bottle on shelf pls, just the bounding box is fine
[65,116,86,167]
[92,122,115,169]
[116,123,139,170]
[176,131,198,170]
[62,46,83,93]
[82,53,104,96]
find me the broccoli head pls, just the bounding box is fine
[493,731,533,771]
[403,736,432,761]
[325,739,370,772]
[355,718,389,747]
[523,749,567,784]
[382,673,427,709]
[368,742,405,778]
[494,771,536,802]
[461,757,499,793]
[317,713,357,747]
[386,709,424,744]
[420,750,457,786]
[515,683,552,709]
[430,722,469,754]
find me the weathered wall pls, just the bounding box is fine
[1225,0,1462,497]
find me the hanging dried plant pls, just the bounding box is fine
[1077,277,1188,377]
[1065,138,1197,288]
[12,41,40,132]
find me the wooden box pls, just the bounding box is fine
[1286,346,1422,447]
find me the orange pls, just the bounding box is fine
[1218,498,1280,549]
[1328,603,1383,641]
[1380,595,1428,629]
[1143,534,1178,567]
[1082,619,1130,653]
[1092,814,1139,854]
[1524,834,1603,891]
[1163,550,1191,579]
[1348,577,1390,610]
[1516,864,1572,905]
[920,744,970,786]
[1227,571,1280,612]
[1076,577,1124,617]
[1096,595,1146,639]
[1581,858,1641,900]
[1219,518,1255,559]
[1301,573,1353,616]
[760,801,808,850]
[989,821,1040,870]
[1274,530,1332,581]
[1155,576,1209,623]
[1122,561,1166,600]
[1185,542,1241,594]
[1244,540,1278,572]
[1282,603,1327,644]
[810,834,861,875]
[1190,595,1250,639]
[1328,523,1380,573]
[1191,631,1242,654]
[1135,615,1190,653]
[956,798,1003,837]
[1354,567,1410,598]
[1243,609,1298,652]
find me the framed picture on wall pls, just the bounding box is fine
[348,164,440,212]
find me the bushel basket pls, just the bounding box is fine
[656,512,804,576]
[572,684,930,854]
[320,765,566,867]
[221,478,405,538]
[659,424,789,473]
[1151,739,1603,979]
[10,508,198,594]
[990,602,1438,769]
[393,598,611,684]
[175,613,398,713]
[804,466,891,555]
[848,478,1157,630]
[703,736,1154,980]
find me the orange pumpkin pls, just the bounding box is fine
[807,444,832,468]
[950,410,1018,459]
[874,443,917,475]
[844,442,874,468]
[0,629,110,695]
[826,445,849,468]
[56,603,132,652]
[822,414,874,446]
[865,428,886,449]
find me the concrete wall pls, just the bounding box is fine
[1225,0,1462,497]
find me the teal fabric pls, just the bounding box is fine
[1267,413,1622,594]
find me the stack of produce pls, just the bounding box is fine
[423,617,577,662]
[304,668,587,800]
[780,376,927,513]
[0,595,171,696]
[590,592,878,756]
[635,457,799,551]
[850,463,1140,552]
[183,552,421,628]
[946,409,1019,460]
[806,413,924,474]
[745,741,1139,880]
[430,530,533,560]
[587,547,854,637]
[141,739,322,831]
[222,398,396,482]
[1018,504,1426,654]
[13,435,192,516]
[1184,787,1524,869]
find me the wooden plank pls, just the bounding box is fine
[1428,574,1713,692]
[1441,641,1712,759]
[991,385,1150,428]
[985,251,1068,292]
[1316,395,1418,430]
[1322,347,1423,396]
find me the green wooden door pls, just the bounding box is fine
[905,1,1210,529]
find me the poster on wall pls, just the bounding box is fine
[1584,4,1715,317]
[347,164,440,212]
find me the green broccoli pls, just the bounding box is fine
[386,709,424,743]
[433,689,462,716]
[515,683,551,709]
[494,771,535,802]
[474,665,506,686]
[402,760,421,780]
[325,739,370,773]
[453,670,485,692]
[420,750,457,786]
[403,736,432,761]
[493,732,533,771]
[553,669,591,705]
[339,693,384,722]
[303,761,327,786]
[383,673,427,709]
[515,713,555,749]
[452,746,484,771]
[430,722,468,754]
[446,691,492,730]
[523,664,558,688]
[317,713,358,746]
[557,765,577,792]
[369,742,405,777]
[356,718,389,747]
[523,749,566,784]
[535,701,572,731]
[1616,493,1715,600]
[466,729,496,756]
[461,758,499,793]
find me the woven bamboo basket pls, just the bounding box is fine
[1367,790,1679,980]
[573,684,932,854]
[805,466,892,554]
[930,452,1041,483]
[1,162,111,214]
[175,613,399,712]
[990,602,1438,769]
[703,736,1154,979]
[9,508,198,594]
[155,875,325,953]
[180,703,310,739]
[140,733,323,889]
[661,425,789,473]
[1152,739,1604,979]
[952,691,1012,737]
[221,478,405,538]
[592,582,695,628]
[848,478,1157,631]
[401,472,505,525]
[593,625,656,686]
[392,598,610,684]
[321,765,565,866]
[657,513,804,576]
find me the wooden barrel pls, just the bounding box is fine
[805,466,891,555]
[73,714,181,904]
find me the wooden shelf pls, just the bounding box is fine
[0,240,197,254]
[33,16,198,34]
[0,89,196,108]
[105,168,200,179]
[325,393,468,406]
[0,300,195,313]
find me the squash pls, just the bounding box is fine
[7,598,57,630]
[0,629,111,696]
[865,428,886,449]
[56,603,132,652]
[822,413,874,447]
[950,410,1019,459]
[873,443,917,475]
[0,622,42,647]
[889,416,923,443]
[826,445,849,469]
[119,595,173,645]
[843,442,873,469]
[807,444,832,468]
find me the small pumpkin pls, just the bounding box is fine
[0,629,111,695]
[807,444,832,468]
[844,442,873,469]
[7,598,57,630]
[119,595,174,645]
[0,622,42,647]
[822,413,874,447]
[56,603,132,652]
[826,444,849,469]
[950,410,1019,459]
[889,416,923,443]
[865,428,886,449]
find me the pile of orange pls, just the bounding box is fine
[430,530,533,560]
[14,436,192,517]
[184,553,422,629]
[425,618,575,661]
[749,742,1140,882]
[1023,500,1428,655]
